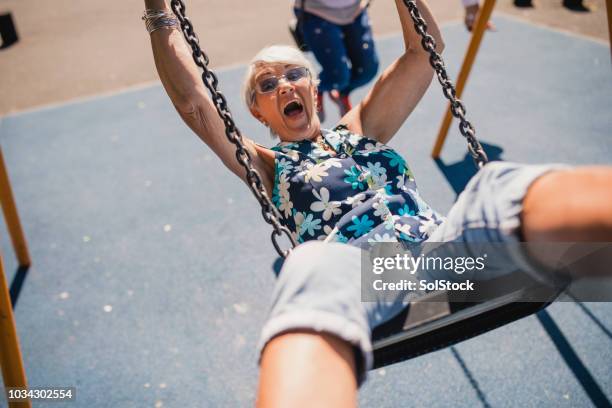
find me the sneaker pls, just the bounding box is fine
[330,90,352,116]
[317,92,325,122]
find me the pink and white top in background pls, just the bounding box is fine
[293,0,369,25]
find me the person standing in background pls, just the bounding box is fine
[294,0,379,121]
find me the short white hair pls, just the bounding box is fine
[242,45,319,109]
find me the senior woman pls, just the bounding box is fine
[144,0,612,405]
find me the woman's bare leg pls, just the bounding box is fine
[521,166,612,274]
[522,167,612,241]
[257,330,357,408]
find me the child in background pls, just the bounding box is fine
[294,0,379,121]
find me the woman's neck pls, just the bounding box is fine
[279,123,321,143]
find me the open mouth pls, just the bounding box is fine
[283,101,304,117]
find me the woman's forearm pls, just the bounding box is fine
[394,0,444,53]
[142,0,270,187]
[144,0,206,110]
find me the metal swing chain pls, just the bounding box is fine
[401,0,489,168]
[169,0,297,258]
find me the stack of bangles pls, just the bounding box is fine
[142,9,179,34]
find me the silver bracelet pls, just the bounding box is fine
[142,9,179,34]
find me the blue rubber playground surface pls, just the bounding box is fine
[1,16,611,407]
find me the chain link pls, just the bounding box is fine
[170,0,297,257]
[402,0,489,168]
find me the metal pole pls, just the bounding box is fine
[431,0,496,159]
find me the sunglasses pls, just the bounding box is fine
[254,67,310,94]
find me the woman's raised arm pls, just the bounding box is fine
[144,0,274,192]
[341,0,444,144]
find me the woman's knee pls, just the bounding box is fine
[278,241,361,290]
[522,166,612,241]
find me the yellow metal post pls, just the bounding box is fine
[0,147,30,267]
[431,0,496,159]
[0,253,31,407]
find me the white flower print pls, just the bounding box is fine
[278,194,293,218]
[304,163,329,183]
[345,192,366,208]
[295,159,314,176]
[372,200,391,219]
[317,224,335,241]
[395,223,415,238]
[395,175,405,189]
[293,211,305,237]
[310,187,342,221]
[347,133,362,146]
[278,173,290,198]
[384,215,398,230]
[418,218,438,237]
[285,150,300,162]
[358,142,377,156]
[367,233,397,244]
[324,157,343,168]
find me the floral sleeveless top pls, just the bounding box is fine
[271,125,444,248]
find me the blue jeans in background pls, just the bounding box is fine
[299,10,379,95]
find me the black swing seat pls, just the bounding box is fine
[371,270,565,369]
